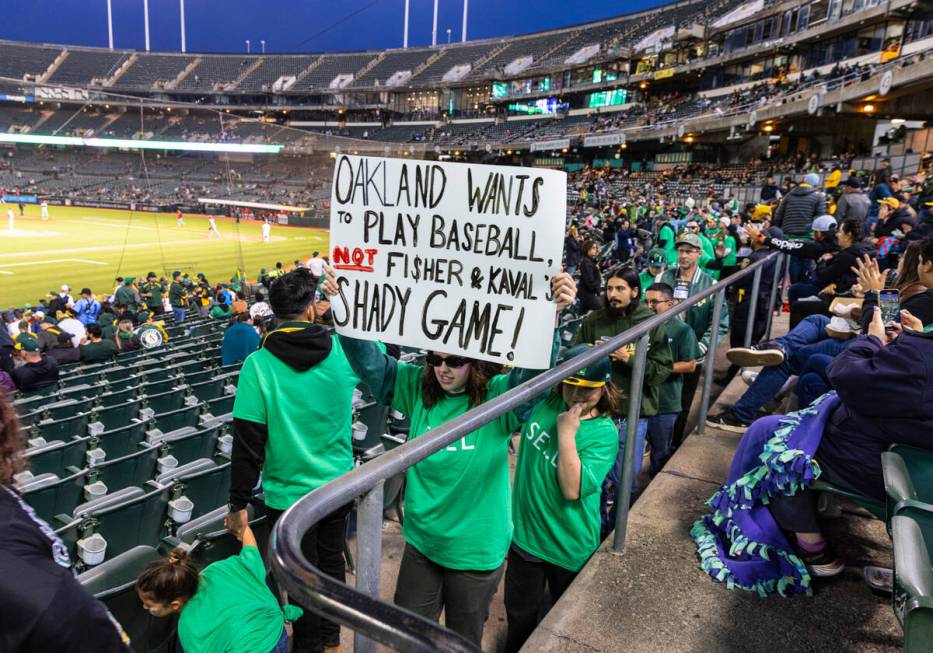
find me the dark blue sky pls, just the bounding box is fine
[0,0,666,54]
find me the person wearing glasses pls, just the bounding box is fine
[643,283,700,476]
[321,266,576,646]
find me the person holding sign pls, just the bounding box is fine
[504,345,620,653]
[322,265,576,646]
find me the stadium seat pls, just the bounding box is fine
[891,515,933,651]
[28,413,91,443]
[143,387,188,414]
[90,402,143,432]
[203,394,235,421]
[59,482,173,565]
[188,377,225,402]
[60,382,110,403]
[98,385,140,408]
[21,468,89,525]
[885,446,933,507]
[23,436,89,477]
[139,377,183,397]
[153,404,202,432]
[18,397,85,427]
[167,504,269,568]
[87,446,160,494]
[93,421,148,460]
[157,458,231,522]
[78,545,177,653]
[101,366,136,384]
[810,478,886,521]
[159,423,222,466]
[352,401,390,455]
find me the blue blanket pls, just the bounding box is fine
[691,392,841,596]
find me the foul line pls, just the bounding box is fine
[0,257,109,276]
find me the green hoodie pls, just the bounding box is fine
[573,302,672,417]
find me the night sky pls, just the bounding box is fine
[0,0,668,54]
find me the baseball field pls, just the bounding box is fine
[1,204,329,308]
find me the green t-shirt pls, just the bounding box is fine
[391,363,519,571]
[232,335,360,510]
[512,393,618,572]
[210,305,232,319]
[657,318,701,414]
[79,339,117,362]
[178,546,300,653]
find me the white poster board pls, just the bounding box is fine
[329,155,566,369]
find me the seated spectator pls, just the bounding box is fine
[694,300,933,593]
[0,394,132,651]
[79,324,118,362]
[10,338,59,392]
[47,331,80,365]
[249,292,272,321]
[136,528,300,653]
[14,321,35,348]
[115,320,141,353]
[56,309,86,348]
[210,299,232,320]
[221,302,260,366]
[72,288,101,326]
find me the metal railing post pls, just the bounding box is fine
[696,288,725,435]
[354,480,384,653]
[743,265,762,347]
[764,255,783,341]
[612,334,649,551]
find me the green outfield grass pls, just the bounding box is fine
[1,204,329,308]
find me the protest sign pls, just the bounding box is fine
[328,154,566,368]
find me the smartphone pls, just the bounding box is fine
[879,290,900,326]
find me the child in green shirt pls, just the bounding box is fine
[136,524,300,653]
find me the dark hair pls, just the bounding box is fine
[136,547,199,605]
[86,323,103,338]
[269,268,316,319]
[893,241,922,296]
[554,382,624,418]
[646,282,674,300]
[420,358,490,410]
[605,268,642,315]
[582,239,598,256]
[0,394,25,486]
[254,292,264,302]
[840,218,863,242]
[920,236,933,265]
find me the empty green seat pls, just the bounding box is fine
[158,459,231,522]
[28,413,91,443]
[24,436,90,477]
[352,401,390,455]
[183,368,219,386]
[188,377,225,402]
[143,387,187,414]
[98,385,140,408]
[18,397,83,427]
[59,382,108,401]
[88,446,160,494]
[204,394,234,419]
[21,468,89,525]
[93,422,148,460]
[160,425,221,466]
[891,515,933,651]
[153,404,201,433]
[16,384,60,401]
[91,402,141,432]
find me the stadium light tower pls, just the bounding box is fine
[261,39,266,54]
[447,28,451,44]
[144,0,151,51]
[403,0,410,49]
[432,0,438,46]
[245,39,251,53]
[106,0,114,49]
[180,0,187,52]
[461,0,468,42]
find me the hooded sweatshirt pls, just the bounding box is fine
[772,185,827,237]
[229,322,361,511]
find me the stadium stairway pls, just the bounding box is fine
[521,342,904,653]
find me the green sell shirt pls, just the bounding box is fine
[391,363,519,571]
[512,393,618,572]
[178,545,301,653]
[657,318,701,414]
[232,335,360,511]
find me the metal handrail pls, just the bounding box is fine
[271,250,783,653]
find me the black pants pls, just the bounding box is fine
[393,543,504,647]
[768,460,852,533]
[673,366,702,447]
[265,503,351,653]
[503,547,578,653]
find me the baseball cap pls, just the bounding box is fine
[18,320,28,329]
[675,233,703,250]
[878,197,900,209]
[15,338,39,352]
[560,345,611,388]
[147,272,157,279]
[81,288,92,295]
[647,248,666,267]
[719,216,731,228]
[811,215,838,233]
[172,270,181,278]
[803,173,820,186]
[844,176,862,189]
[231,300,248,315]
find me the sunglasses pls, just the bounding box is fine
[426,353,470,368]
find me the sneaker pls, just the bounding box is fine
[863,566,893,593]
[741,369,759,386]
[705,411,751,434]
[799,544,845,577]
[726,340,786,368]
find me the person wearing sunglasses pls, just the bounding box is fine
[504,345,620,653]
[322,265,576,646]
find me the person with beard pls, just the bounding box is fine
[573,268,672,527]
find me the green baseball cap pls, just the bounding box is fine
[172,270,181,278]
[15,338,39,352]
[147,271,157,279]
[559,344,611,388]
[648,248,666,267]
[675,233,703,250]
